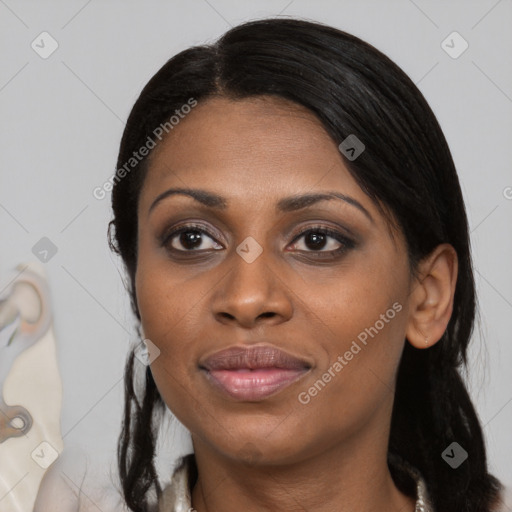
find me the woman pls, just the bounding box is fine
[108,17,508,512]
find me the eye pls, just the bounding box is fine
[162,223,223,252]
[289,226,355,256]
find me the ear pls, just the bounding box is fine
[406,243,458,349]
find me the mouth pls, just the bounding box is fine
[199,345,312,401]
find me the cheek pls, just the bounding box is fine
[134,253,209,418]
[293,297,406,445]
[306,251,408,388]
[135,258,199,360]
[135,231,192,343]
[312,254,403,335]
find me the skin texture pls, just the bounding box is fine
[135,96,458,512]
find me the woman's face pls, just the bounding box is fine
[135,95,415,465]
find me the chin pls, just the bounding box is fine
[211,430,308,467]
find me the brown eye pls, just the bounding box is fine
[289,227,355,256]
[162,224,223,252]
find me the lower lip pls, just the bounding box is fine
[203,367,309,401]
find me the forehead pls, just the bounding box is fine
[141,95,367,209]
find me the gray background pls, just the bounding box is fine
[1,0,511,494]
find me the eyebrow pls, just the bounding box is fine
[148,187,373,223]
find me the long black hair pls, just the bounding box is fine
[108,17,503,512]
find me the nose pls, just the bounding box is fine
[210,245,293,328]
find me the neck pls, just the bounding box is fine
[190,427,416,512]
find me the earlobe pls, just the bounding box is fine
[406,243,458,349]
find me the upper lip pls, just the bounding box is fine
[200,344,312,371]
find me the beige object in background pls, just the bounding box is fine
[0,262,64,512]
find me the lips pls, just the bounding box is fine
[201,345,311,371]
[199,345,311,401]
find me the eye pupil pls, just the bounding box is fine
[180,230,202,250]
[305,232,326,250]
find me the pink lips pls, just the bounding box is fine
[200,345,311,401]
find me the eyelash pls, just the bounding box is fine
[160,222,356,260]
